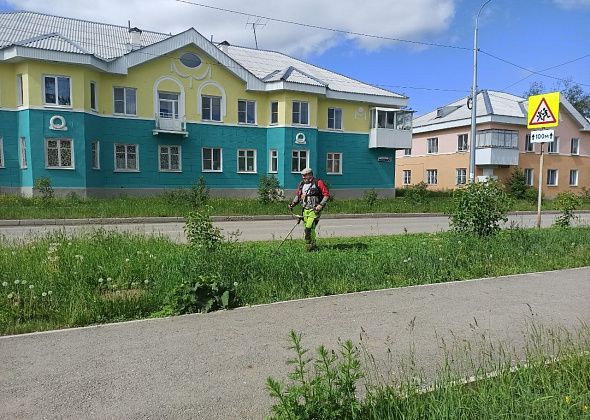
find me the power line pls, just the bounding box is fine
[173,0,472,51]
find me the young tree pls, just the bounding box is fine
[523,79,590,118]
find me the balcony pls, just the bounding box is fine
[368,108,413,149]
[153,114,188,137]
[474,129,519,166]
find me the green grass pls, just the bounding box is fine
[1,227,590,335]
[1,192,589,219]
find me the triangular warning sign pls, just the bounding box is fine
[529,97,557,126]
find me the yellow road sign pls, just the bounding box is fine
[527,91,560,129]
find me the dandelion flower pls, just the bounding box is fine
[42,292,47,297]
[565,396,572,404]
[582,405,588,413]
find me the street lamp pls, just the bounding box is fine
[469,0,493,183]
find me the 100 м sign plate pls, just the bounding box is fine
[530,129,555,143]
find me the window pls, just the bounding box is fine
[46,138,73,169]
[456,168,467,185]
[269,149,278,173]
[426,169,438,185]
[270,101,279,125]
[328,108,342,130]
[292,101,309,125]
[114,144,138,171]
[90,81,97,111]
[19,137,27,169]
[547,137,559,154]
[179,52,201,68]
[326,152,342,174]
[476,130,518,148]
[159,145,181,172]
[402,170,411,185]
[16,74,23,107]
[569,169,578,186]
[202,147,222,172]
[571,138,580,155]
[44,75,71,106]
[237,149,256,173]
[238,100,256,124]
[291,149,308,173]
[113,87,137,115]
[91,141,100,169]
[524,168,534,186]
[427,137,438,154]
[158,92,179,119]
[525,134,534,152]
[547,169,558,186]
[0,137,4,168]
[202,95,221,122]
[457,134,468,152]
[403,148,411,156]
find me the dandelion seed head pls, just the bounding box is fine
[107,277,112,282]
[29,284,34,289]
[233,282,238,287]
[42,292,47,297]
[7,293,13,299]
[125,258,130,262]
[48,290,53,295]
[439,257,443,261]
[21,280,27,285]
[144,279,149,284]
[14,280,20,285]
[98,278,104,283]
[2,281,7,287]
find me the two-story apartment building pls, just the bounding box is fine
[0,11,413,197]
[396,90,590,197]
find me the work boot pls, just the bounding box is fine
[306,242,317,252]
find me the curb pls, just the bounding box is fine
[0,210,588,227]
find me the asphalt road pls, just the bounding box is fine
[1,212,589,243]
[1,267,589,419]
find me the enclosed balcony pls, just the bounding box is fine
[153,92,188,137]
[369,108,413,149]
[475,129,519,166]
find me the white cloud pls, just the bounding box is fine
[553,0,590,9]
[7,0,456,56]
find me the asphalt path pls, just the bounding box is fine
[1,212,589,243]
[1,267,589,419]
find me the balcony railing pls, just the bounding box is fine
[153,113,188,137]
[475,129,519,165]
[368,108,413,149]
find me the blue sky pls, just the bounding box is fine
[1,0,589,115]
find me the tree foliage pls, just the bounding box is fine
[523,79,590,118]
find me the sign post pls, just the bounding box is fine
[527,92,560,228]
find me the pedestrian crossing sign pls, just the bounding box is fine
[527,91,560,129]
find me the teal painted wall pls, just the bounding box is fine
[0,110,19,187]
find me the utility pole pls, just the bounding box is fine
[469,0,493,183]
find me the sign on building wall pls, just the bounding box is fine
[527,92,560,129]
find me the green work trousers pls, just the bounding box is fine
[303,208,320,245]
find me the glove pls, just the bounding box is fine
[288,203,294,210]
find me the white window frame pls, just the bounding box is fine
[0,137,4,168]
[571,138,579,155]
[113,87,137,116]
[238,100,256,125]
[547,137,559,154]
[525,134,534,152]
[456,168,467,185]
[159,145,182,172]
[426,169,438,185]
[402,170,411,185]
[457,134,468,152]
[90,81,98,111]
[91,141,100,170]
[19,137,27,169]
[237,149,257,173]
[427,137,438,154]
[202,147,222,172]
[547,169,558,186]
[327,107,343,130]
[326,152,342,175]
[201,95,222,122]
[114,143,139,172]
[269,149,278,173]
[292,101,309,125]
[43,75,72,107]
[45,138,74,169]
[16,74,23,107]
[524,168,534,186]
[270,101,279,125]
[569,169,578,186]
[291,149,309,173]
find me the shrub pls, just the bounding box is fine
[191,176,209,207]
[34,177,54,200]
[403,181,429,205]
[524,187,541,203]
[505,168,531,199]
[553,191,582,228]
[267,331,363,420]
[258,175,284,204]
[161,274,238,315]
[363,189,378,207]
[448,180,511,237]
[184,206,223,251]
